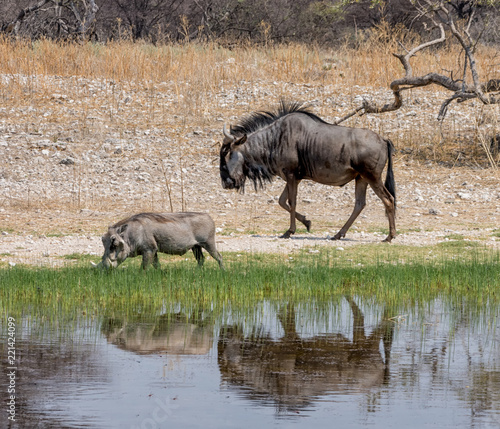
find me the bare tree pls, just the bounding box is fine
[104,0,185,41]
[335,0,500,124]
[4,0,99,40]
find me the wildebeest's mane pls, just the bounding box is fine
[230,100,328,136]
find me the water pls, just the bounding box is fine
[1,297,499,428]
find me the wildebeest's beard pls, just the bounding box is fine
[246,162,273,191]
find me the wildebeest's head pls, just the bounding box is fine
[97,224,131,269]
[220,124,248,191]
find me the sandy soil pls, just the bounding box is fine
[1,74,499,266]
[1,159,499,267]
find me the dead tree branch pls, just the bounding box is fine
[334,0,500,125]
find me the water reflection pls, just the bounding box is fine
[1,297,499,428]
[102,312,213,355]
[0,331,108,428]
[218,297,394,413]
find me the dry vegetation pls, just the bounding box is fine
[0,31,499,263]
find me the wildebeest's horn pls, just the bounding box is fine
[91,261,102,268]
[223,124,233,140]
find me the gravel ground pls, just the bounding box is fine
[1,74,499,266]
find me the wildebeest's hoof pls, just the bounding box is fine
[330,232,344,241]
[304,220,312,232]
[280,231,292,239]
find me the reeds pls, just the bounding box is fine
[1,249,499,320]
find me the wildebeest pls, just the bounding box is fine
[219,100,396,242]
[218,298,394,413]
[93,212,224,270]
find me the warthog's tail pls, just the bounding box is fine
[384,139,396,208]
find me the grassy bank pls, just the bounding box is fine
[1,248,498,320]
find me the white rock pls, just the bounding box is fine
[457,192,471,200]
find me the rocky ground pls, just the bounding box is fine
[0,73,499,266]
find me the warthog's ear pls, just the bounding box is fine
[116,224,128,236]
[234,135,247,146]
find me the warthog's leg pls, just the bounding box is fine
[141,250,157,269]
[153,252,161,269]
[368,180,396,243]
[332,176,368,240]
[202,239,224,270]
[192,245,205,267]
[278,178,310,239]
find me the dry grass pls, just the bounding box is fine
[0,33,497,137]
[0,32,499,236]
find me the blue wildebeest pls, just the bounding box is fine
[219,101,396,242]
[93,212,224,270]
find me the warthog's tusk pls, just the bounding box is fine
[223,124,233,140]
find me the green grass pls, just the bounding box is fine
[1,248,499,322]
[443,233,465,240]
[62,253,96,261]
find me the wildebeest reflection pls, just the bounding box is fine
[218,297,394,413]
[102,313,213,356]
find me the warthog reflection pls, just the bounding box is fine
[102,313,213,356]
[218,297,394,413]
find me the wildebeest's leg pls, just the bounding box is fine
[332,176,368,240]
[278,184,311,234]
[279,178,310,239]
[281,177,297,239]
[142,250,156,269]
[202,239,224,270]
[192,245,205,267]
[345,296,366,343]
[368,180,396,242]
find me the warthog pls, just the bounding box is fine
[93,212,224,270]
[103,312,213,356]
[220,100,396,242]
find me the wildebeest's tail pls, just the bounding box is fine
[384,139,396,207]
